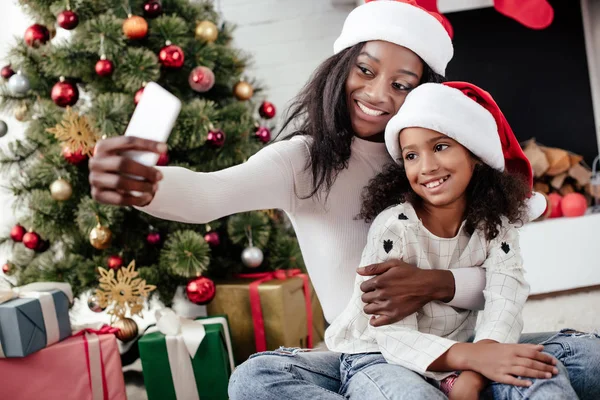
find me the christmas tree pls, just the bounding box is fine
[0,0,303,305]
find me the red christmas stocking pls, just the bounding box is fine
[415,0,454,38]
[494,0,554,29]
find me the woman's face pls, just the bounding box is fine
[345,41,424,141]
[399,127,477,208]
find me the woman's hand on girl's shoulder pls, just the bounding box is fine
[89,136,165,207]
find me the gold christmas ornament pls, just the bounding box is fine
[123,15,148,40]
[195,20,218,43]
[112,317,138,343]
[89,216,112,250]
[46,107,98,156]
[50,178,72,201]
[14,104,27,121]
[95,260,156,322]
[233,80,253,101]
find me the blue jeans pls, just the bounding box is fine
[228,330,600,399]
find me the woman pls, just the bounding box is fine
[89,1,600,398]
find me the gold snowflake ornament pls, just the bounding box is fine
[95,260,156,322]
[46,107,99,156]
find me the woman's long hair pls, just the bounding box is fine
[358,162,530,241]
[278,43,446,199]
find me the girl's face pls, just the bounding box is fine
[345,41,424,141]
[399,127,477,208]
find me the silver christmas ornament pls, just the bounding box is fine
[241,246,264,268]
[8,71,30,95]
[0,120,7,138]
[87,295,105,313]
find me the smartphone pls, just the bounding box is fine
[122,82,182,166]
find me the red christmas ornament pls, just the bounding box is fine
[134,87,145,105]
[188,66,215,93]
[95,57,114,77]
[51,78,79,107]
[143,0,163,19]
[204,231,220,247]
[2,263,10,274]
[159,44,185,69]
[186,276,216,305]
[206,129,226,148]
[146,232,161,245]
[548,193,563,218]
[561,193,587,217]
[57,10,79,30]
[23,232,41,250]
[62,145,88,165]
[259,101,276,119]
[10,224,26,242]
[255,126,271,144]
[156,152,169,166]
[36,239,50,253]
[24,24,50,47]
[108,255,123,270]
[1,65,15,80]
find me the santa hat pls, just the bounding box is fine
[384,81,547,221]
[333,0,453,76]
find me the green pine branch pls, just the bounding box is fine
[160,229,211,277]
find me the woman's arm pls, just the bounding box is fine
[91,136,310,223]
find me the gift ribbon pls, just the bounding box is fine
[0,282,73,358]
[145,308,236,400]
[235,269,313,353]
[72,325,119,400]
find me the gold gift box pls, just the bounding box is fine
[206,276,325,364]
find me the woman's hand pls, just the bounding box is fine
[89,136,166,207]
[464,341,558,387]
[448,371,487,400]
[357,259,455,326]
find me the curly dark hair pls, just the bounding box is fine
[277,43,446,200]
[358,162,530,241]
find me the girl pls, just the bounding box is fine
[89,1,600,398]
[325,81,577,400]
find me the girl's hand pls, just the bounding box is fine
[467,341,558,387]
[89,136,166,206]
[449,371,487,400]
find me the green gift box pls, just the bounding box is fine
[138,312,235,400]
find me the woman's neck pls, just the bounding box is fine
[355,131,385,143]
[415,198,467,238]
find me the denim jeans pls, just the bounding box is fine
[228,329,600,399]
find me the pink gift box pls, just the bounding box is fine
[0,330,126,400]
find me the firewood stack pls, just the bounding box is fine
[522,139,594,203]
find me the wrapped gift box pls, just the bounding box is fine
[0,329,126,399]
[207,272,325,364]
[139,313,234,400]
[0,288,71,357]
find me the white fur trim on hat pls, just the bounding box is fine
[385,83,505,171]
[333,1,453,75]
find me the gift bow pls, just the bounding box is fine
[0,282,73,358]
[236,269,313,352]
[147,308,235,400]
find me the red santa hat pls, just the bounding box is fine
[385,81,547,221]
[333,0,453,76]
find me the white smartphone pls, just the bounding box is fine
[123,82,182,166]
